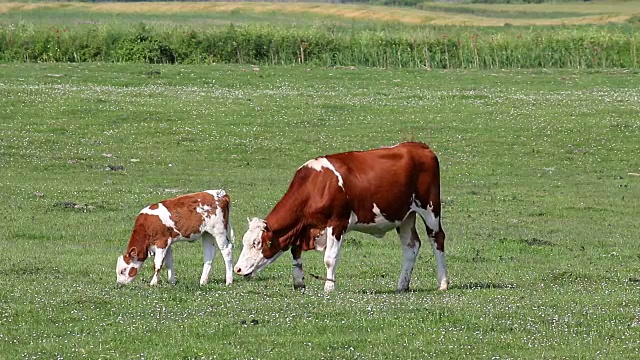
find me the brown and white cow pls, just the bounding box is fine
[116,190,234,286]
[234,142,449,292]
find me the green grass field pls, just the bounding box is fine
[1,63,639,358]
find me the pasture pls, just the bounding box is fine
[0,63,639,358]
[1,0,640,26]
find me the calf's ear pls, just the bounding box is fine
[128,247,138,260]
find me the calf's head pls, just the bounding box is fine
[234,218,283,277]
[116,248,144,284]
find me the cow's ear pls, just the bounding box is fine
[259,227,272,249]
[128,247,138,260]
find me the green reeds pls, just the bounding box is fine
[1,22,638,68]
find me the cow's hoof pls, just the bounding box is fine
[293,284,306,291]
[438,280,449,291]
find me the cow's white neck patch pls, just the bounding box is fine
[302,157,344,189]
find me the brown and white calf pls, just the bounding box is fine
[234,142,449,292]
[116,190,234,286]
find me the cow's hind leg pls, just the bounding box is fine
[415,205,449,291]
[396,212,421,293]
[213,232,234,286]
[291,246,305,290]
[431,229,449,291]
[200,233,217,285]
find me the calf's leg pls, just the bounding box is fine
[200,233,217,285]
[150,246,169,286]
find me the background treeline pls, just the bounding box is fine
[1,23,638,68]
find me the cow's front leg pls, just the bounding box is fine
[323,227,344,292]
[291,246,305,290]
[150,246,169,286]
[165,247,176,285]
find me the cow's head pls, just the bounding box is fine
[234,218,283,277]
[116,247,144,284]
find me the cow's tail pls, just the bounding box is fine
[415,145,444,235]
[217,190,235,243]
[421,146,449,290]
[226,199,235,243]
[227,214,235,243]
[419,145,442,212]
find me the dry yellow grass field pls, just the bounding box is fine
[0,1,639,26]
